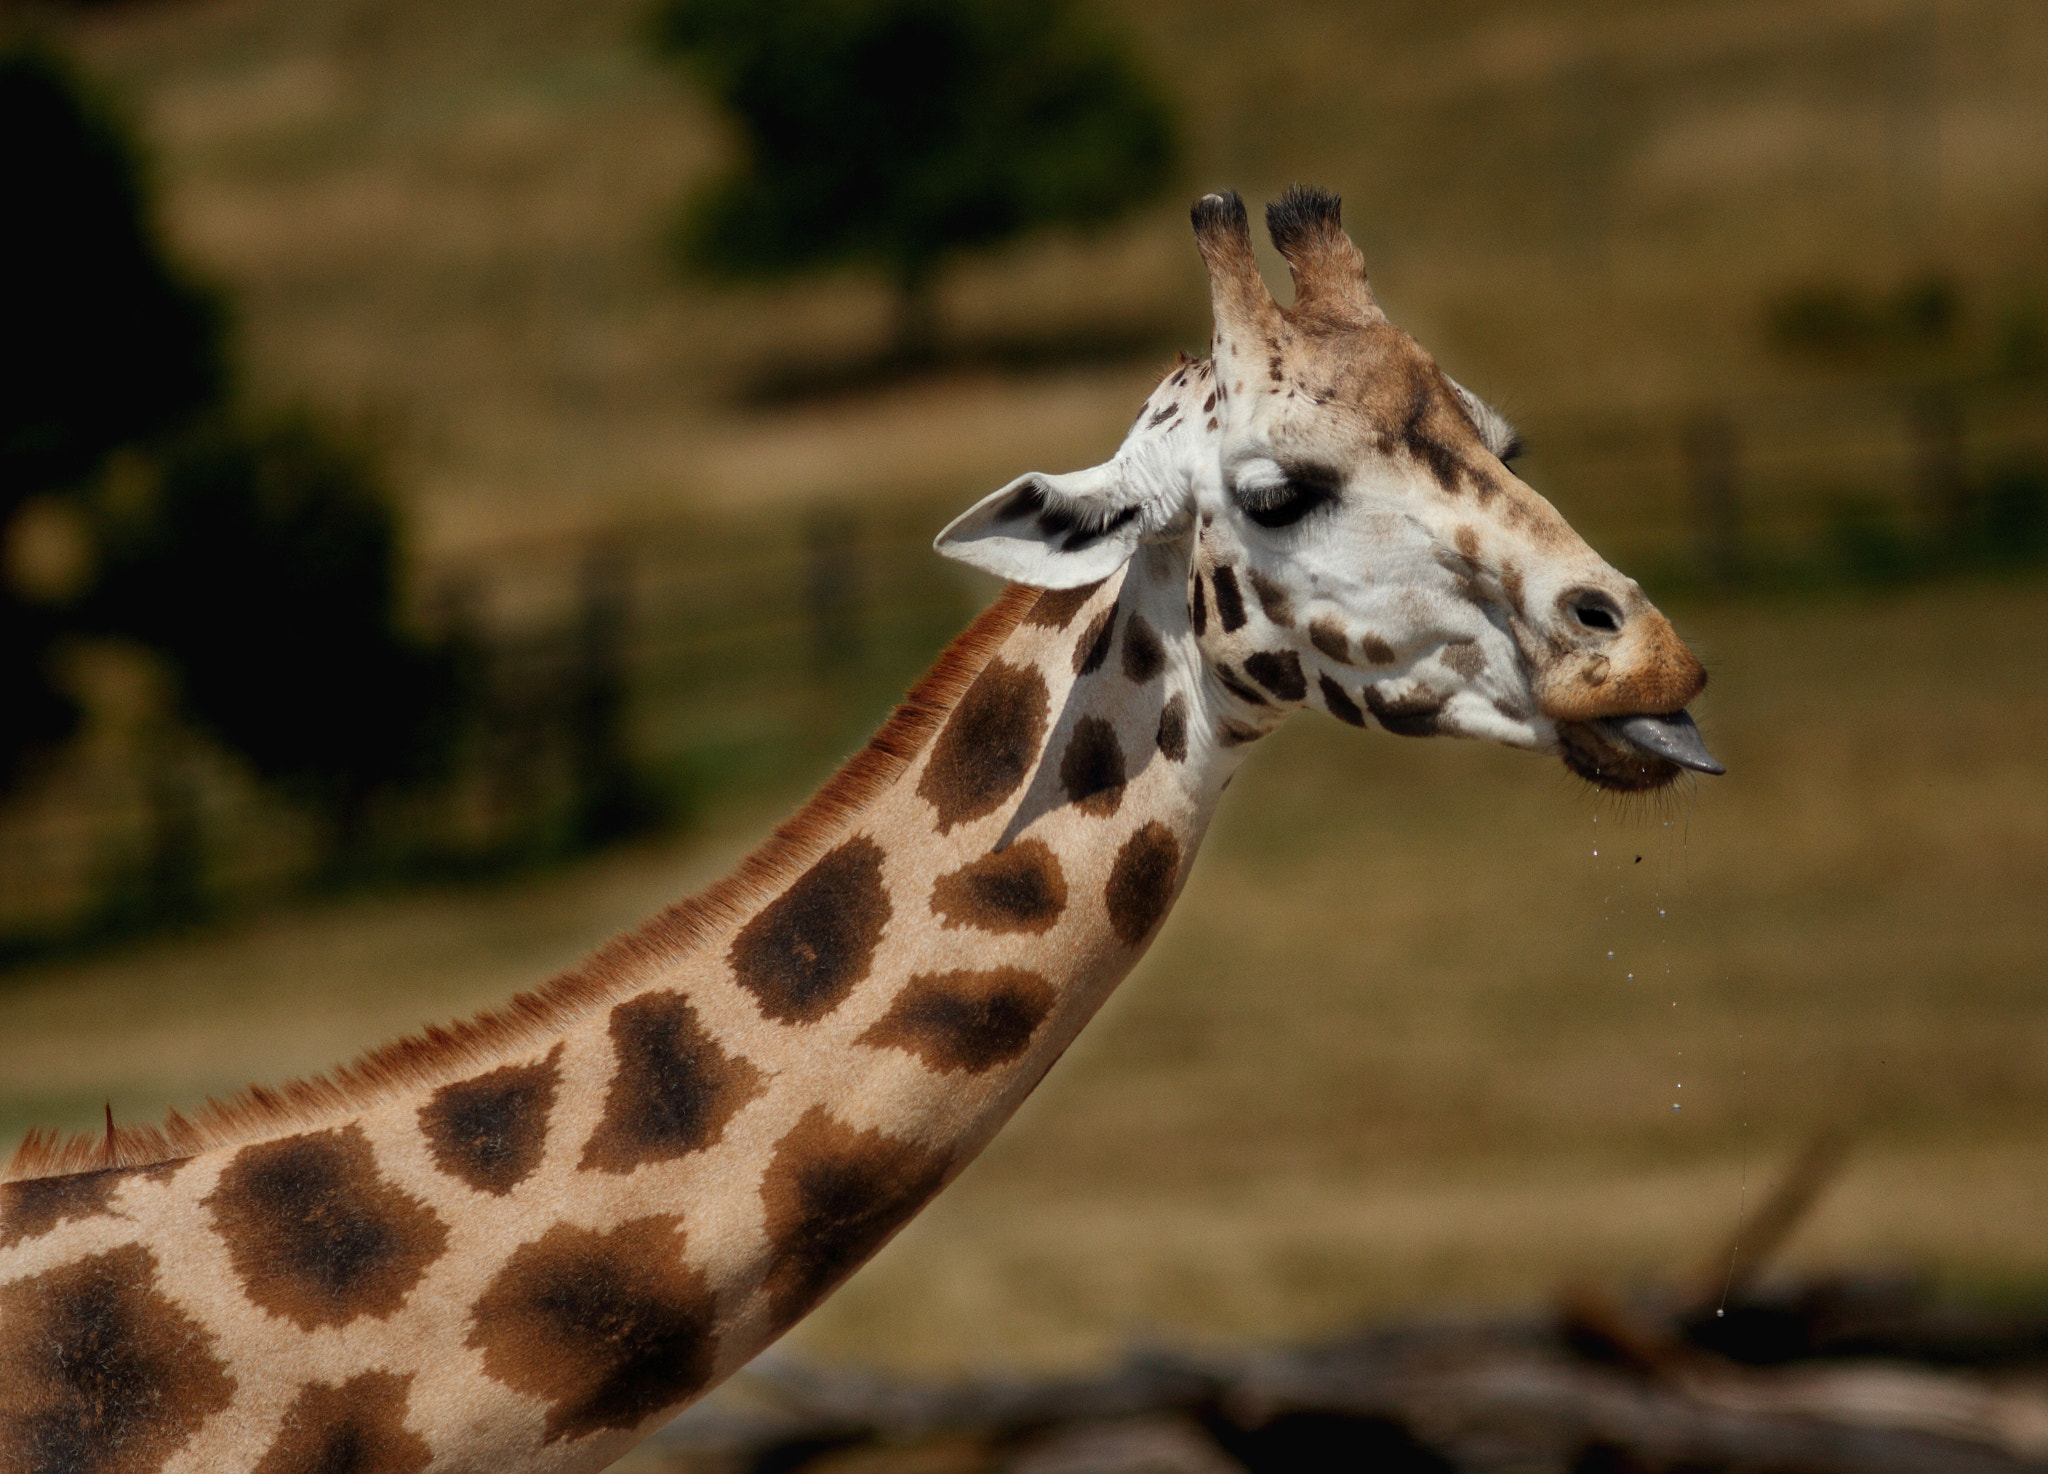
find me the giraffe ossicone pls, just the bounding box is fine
[0,185,1718,1474]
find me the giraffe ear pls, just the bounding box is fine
[933,464,1146,589]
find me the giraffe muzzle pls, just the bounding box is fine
[1601,711,1725,776]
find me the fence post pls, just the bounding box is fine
[571,538,639,843]
[1683,409,1744,584]
[143,727,203,923]
[805,508,863,672]
[1909,385,1967,551]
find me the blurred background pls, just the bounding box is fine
[2,0,2046,1412]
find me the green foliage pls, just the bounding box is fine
[0,44,223,504]
[0,42,224,786]
[0,43,455,848]
[652,0,1177,326]
[91,418,455,842]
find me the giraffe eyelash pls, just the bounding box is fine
[1231,463,1342,529]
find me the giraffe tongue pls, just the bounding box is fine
[1602,711,1726,775]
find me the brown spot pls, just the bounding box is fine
[1364,686,1446,737]
[1202,392,1216,412]
[1502,564,1527,618]
[1189,576,1208,635]
[0,1166,136,1249]
[1318,674,1366,726]
[1211,566,1247,631]
[1104,823,1180,945]
[1218,720,1264,746]
[1454,524,1480,559]
[0,1243,234,1474]
[1073,607,1117,677]
[419,1044,562,1196]
[1441,639,1487,679]
[1024,581,1103,629]
[1120,613,1165,683]
[1399,378,1465,493]
[580,994,765,1173]
[917,660,1050,832]
[857,968,1056,1075]
[1206,416,1219,431]
[1156,694,1188,762]
[1215,665,1270,707]
[468,1216,718,1444]
[729,838,892,1025]
[758,1109,948,1328]
[1360,633,1397,665]
[1247,570,1294,626]
[1243,650,1306,702]
[252,1371,430,1474]
[205,1125,447,1332]
[930,841,1067,935]
[1308,617,1351,665]
[1059,717,1126,817]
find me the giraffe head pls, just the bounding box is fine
[937,186,1720,792]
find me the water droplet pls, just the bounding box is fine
[1672,1103,1681,1111]
[1715,1308,1725,1318]
[1627,972,1635,981]
[1606,950,1615,959]
[1592,849,1599,857]
[1658,908,1667,918]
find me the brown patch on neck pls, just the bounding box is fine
[253,1371,431,1474]
[856,968,1056,1075]
[1104,823,1181,945]
[1059,717,1127,817]
[930,841,1068,934]
[1,1164,132,1248]
[728,838,893,1024]
[757,1108,949,1329]
[579,997,764,1173]
[204,1124,449,1331]
[0,1243,235,1472]
[916,659,1051,834]
[419,1044,563,1195]
[5,585,1040,1183]
[1023,580,1103,630]
[467,1215,718,1443]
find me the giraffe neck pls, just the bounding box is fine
[0,553,1255,1474]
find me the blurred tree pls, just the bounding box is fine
[0,42,223,787]
[652,0,1177,360]
[93,418,456,857]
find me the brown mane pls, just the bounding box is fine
[5,584,1041,1183]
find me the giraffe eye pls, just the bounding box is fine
[1233,464,1341,529]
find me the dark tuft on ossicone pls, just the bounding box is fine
[1264,183,1345,257]
[1190,190,1249,241]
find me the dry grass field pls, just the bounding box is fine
[8,0,2048,1380]
[52,0,2048,555]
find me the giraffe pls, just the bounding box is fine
[0,187,1719,1474]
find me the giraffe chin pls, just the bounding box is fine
[1555,712,1720,793]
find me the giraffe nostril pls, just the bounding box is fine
[1572,600,1620,633]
